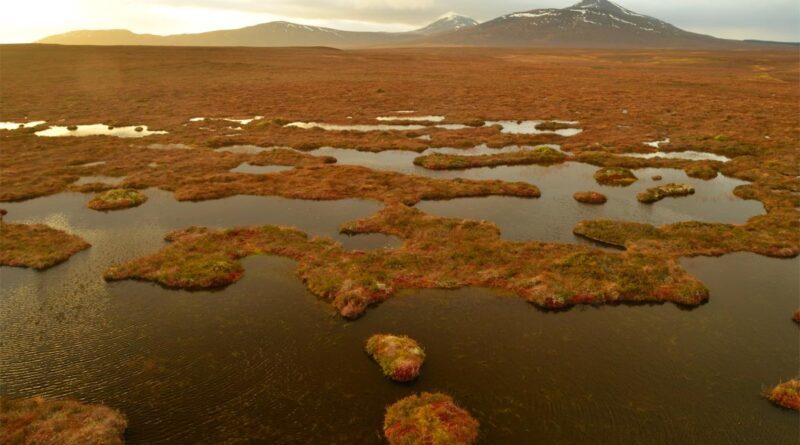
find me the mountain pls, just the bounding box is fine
[428,0,737,48]
[38,22,403,48]
[37,2,774,49]
[38,14,478,48]
[413,13,479,36]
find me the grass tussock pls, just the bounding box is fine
[535,121,578,131]
[0,212,90,269]
[87,189,147,211]
[0,397,127,445]
[573,191,607,204]
[384,392,479,445]
[766,380,800,411]
[636,183,695,204]
[593,167,638,186]
[413,146,566,170]
[366,334,425,382]
[104,204,711,318]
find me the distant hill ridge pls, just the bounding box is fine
[37,2,788,49]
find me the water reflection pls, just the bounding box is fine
[35,124,167,138]
[0,121,46,130]
[73,176,126,186]
[229,163,294,174]
[623,150,731,163]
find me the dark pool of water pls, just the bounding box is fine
[283,148,762,241]
[0,173,791,444]
[0,189,400,253]
[1,244,797,444]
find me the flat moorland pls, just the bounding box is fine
[1,44,796,310]
[1,46,797,211]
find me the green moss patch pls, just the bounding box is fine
[384,392,479,445]
[366,334,425,382]
[593,167,638,186]
[87,189,147,211]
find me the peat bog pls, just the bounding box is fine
[0,44,798,444]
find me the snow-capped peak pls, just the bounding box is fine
[415,13,479,35]
[570,0,644,17]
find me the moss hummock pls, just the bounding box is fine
[384,392,479,445]
[413,146,566,170]
[366,334,425,382]
[87,189,147,211]
[0,213,91,269]
[767,380,800,410]
[573,191,607,204]
[0,397,128,445]
[637,183,695,203]
[593,167,638,186]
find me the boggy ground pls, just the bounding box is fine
[104,204,711,318]
[0,211,91,269]
[0,45,797,304]
[1,46,797,207]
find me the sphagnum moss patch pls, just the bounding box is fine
[87,189,147,211]
[0,211,91,269]
[366,334,425,382]
[0,397,128,445]
[383,392,479,445]
[766,380,800,411]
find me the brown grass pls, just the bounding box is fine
[0,397,127,445]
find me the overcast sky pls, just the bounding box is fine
[2,0,799,43]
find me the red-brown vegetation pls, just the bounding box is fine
[384,392,479,445]
[0,397,127,445]
[0,212,91,269]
